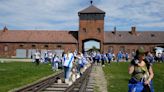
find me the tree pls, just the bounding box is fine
[86,46,99,53]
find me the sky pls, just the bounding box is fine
[84,40,100,51]
[0,0,164,31]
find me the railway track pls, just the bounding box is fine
[14,65,93,92]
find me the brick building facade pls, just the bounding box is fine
[0,4,164,58]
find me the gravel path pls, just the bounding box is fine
[90,65,108,92]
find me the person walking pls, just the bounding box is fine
[34,50,40,65]
[128,47,154,92]
[117,51,122,62]
[44,51,48,63]
[75,52,83,76]
[52,55,60,71]
[101,52,106,67]
[125,52,129,62]
[107,52,112,64]
[63,50,74,85]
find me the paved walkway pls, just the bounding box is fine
[90,65,108,92]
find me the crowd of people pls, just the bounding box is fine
[31,48,163,88]
[32,49,92,85]
[32,49,164,67]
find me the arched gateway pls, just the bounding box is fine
[78,4,105,53]
[83,39,100,53]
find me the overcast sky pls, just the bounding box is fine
[0,0,164,31]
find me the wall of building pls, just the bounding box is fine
[0,43,78,58]
[78,20,104,52]
[0,42,163,58]
[103,43,157,54]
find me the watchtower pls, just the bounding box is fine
[78,1,105,52]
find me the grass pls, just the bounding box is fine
[0,62,55,92]
[94,85,100,92]
[103,62,164,92]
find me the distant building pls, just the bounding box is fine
[0,3,164,58]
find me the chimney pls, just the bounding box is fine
[3,26,8,32]
[131,26,136,35]
[112,26,116,34]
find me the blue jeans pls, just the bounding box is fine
[64,66,71,79]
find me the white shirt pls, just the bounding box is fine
[54,57,60,62]
[44,52,48,58]
[48,52,53,59]
[76,55,82,64]
[63,53,74,68]
[35,52,40,59]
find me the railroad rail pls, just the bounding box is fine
[14,65,93,92]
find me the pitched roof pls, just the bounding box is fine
[104,31,164,44]
[0,30,163,44]
[0,30,78,43]
[78,5,105,14]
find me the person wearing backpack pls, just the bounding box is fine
[128,47,154,92]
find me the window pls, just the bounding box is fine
[83,28,86,32]
[57,45,62,48]
[32,45,36,48]
[19,44,24,48]
[97,28,101,33]
[4,45,8,51]
[44,45,48,48]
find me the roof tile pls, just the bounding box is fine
[0,30,78,43]
[78,5,105,14]
[104,31,164,43]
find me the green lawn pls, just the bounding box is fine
[103,62,164,92]
[0,62,55,92]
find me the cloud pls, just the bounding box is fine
[0,0,82,30]
[97,0,164,31]
[0,0,163,31]
[138,22,164,27]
